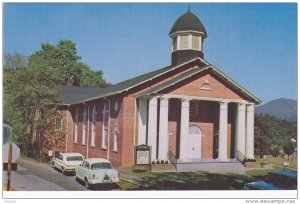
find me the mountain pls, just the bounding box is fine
[255,98,297,122]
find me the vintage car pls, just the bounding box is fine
[75,158,120,188]
[244,172,297,190]
[52,152,84,175]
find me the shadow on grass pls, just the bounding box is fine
[132,171,270,190]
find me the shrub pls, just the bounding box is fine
[164,160,169,164]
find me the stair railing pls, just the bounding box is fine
[168,151,177,171]
[236,151,246,163]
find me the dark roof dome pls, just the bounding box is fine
[169,10,207,38]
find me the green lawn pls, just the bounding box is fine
[257,157,297,169]
[117,167,282,190]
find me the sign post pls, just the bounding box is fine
[7,143,12,191]
[133,145,151,172]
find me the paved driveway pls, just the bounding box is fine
[3,158,89,191]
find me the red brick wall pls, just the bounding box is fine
[120,96,137,166]
[160,70,244,100]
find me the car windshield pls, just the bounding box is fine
[67,156,83,161]
[91,162,112,170]
[264,174,296,188]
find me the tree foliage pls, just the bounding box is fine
[4,54,59,158]
[283,142,295,160]
[254,114,297,157]
[4,40,110,158]
[254,116,267,158]
[28,40,110,87]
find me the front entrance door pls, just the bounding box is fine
[188,125,202,159]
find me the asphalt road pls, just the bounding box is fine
[3,158,92,191]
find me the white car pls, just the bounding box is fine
[52,152,84,175]
[75,158,120,189]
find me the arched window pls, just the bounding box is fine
[82,108,87,145]
[189,125,201,134]
[102,103,109,149]
[113,127,119,152]
[74,109,78,143]
[91,106,97,147]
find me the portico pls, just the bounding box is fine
[137,94,255,162]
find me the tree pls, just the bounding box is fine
[254,115,268,158]
[270,146,280,157]
[4,52,28,69]
[28,40,110,87]
[283,142,295,160]
[4,54,59,158]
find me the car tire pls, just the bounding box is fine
[85,178,90,189]
[61,167,66,175]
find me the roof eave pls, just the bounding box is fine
[74,57,207,104]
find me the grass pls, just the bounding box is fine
[116,167,281,190]
[257,157,297,169]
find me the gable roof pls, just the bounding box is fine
[137,65,211,96]
[136,60,262,104]
[56,57,261,105]
[72,58,207,104]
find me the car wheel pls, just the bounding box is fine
[61,167,66,175]
[85,178,90,189]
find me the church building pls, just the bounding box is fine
[51,8,262,168]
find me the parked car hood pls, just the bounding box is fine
[245,181,285,190]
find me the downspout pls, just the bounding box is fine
[133,99,137,146]
[133,98,137,162]
[66,105,70,153]
[104,98,111,160]
[83,102,90,158]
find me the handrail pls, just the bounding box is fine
[236,151,246,163]
[168,151,177,171]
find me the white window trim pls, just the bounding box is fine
[55,116,62,130]
[91,106,96,147]
[74,109,78,143]
[82,108,87,145]
[101,103,109,149]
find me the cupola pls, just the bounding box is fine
[169,6,207,65]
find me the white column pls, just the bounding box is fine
[177,35,181,50]
[147,97,158,161]
[218,101,228,161]
[246,103,255,159]
[199,36,203,51]
[179,99,190,160]
[188,34,192,49]
[158,98,169,161]
[236,103,246,156]
[138,98,148,145]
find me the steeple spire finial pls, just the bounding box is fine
[188,4,191,12]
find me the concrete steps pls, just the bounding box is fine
[174,159,245,171]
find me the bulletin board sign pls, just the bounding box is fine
[133,145,151,172]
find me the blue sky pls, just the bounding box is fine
[4,3,297,103]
